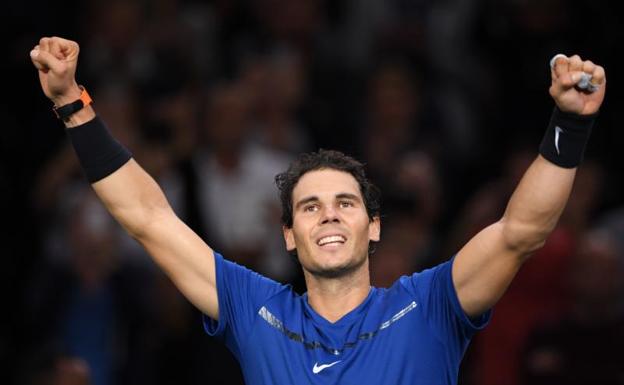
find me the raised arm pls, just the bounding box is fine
[30,37,220,319]
[452,54,606,317]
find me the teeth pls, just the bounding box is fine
[318,235,346,246]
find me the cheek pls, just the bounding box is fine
[292,229,306,248]
[354,235,371,255]
[290,220,314,248]
[351,220,375,248]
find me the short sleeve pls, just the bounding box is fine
[203,252,286,357]
[399,257,491,354]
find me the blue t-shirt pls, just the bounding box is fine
[204,253,490,385]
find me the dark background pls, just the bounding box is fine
[4,1,624,384]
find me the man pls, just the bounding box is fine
[30,36,606,384]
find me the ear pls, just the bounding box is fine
[368,216,381,242]
[283,225,296,251]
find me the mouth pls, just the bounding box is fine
[316,234,347,247]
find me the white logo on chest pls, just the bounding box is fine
[312,360,342,374]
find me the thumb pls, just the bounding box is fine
[30,48,64,74]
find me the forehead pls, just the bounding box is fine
[293,169,362,201]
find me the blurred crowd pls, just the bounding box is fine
[5,0,624,384]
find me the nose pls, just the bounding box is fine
[320,205,340,225]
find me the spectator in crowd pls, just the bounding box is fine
[521,226,624,385]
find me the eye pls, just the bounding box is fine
[339,200,354,208]
[304,204,319,212]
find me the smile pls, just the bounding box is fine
[317,235,346,246]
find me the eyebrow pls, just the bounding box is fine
[336,193,361,202]
[294,196,319,211]
[294,192,362,210]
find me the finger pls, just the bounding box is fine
[52,36,80,60]
[552,55,569,79]
[549,54,567,71]
[39,37,51,54]
[30,45,47,72]
[591,65,606,86]
[582,60,597,76]
[557,71,588,89]
[568,55,583,72]
[49,37,65,60]
[580,60,600,92]
[30,47,64,74]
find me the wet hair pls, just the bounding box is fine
[275,149,381,228]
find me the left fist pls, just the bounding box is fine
[550,54,606,115]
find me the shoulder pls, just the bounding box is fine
[397,258,454,295]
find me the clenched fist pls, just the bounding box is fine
[30,36,82,107]
[549,54,606,115]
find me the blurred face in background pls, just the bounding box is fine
[205,84,252,152]
[67,194,119,289]
[567,230,624,313]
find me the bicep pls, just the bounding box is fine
[136,209,219,319]
[452,221,530,318]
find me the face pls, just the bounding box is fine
[283,169,380,278]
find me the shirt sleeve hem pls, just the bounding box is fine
[447,255,492,332]
[202,251,226,337]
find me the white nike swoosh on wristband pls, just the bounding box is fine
[312,360,342,374]
[555,126,563,155]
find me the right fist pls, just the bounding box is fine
[30,37,82,106]
[548,54,606,115]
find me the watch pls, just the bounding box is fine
[53,86,93,121]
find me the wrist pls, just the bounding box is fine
[52,85,94,126]
[63,105,96,128]
[67,116,133,183]
[51,84,82,107]
[538,106,596,168]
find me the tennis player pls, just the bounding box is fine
[31,36,605,384]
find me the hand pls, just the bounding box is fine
[549,54,606,115]
[30,37,82,106]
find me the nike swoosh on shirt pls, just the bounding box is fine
[312,360,342,374]
[555,126,563,155]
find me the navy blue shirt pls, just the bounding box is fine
[204,253,490,384]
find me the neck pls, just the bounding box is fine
[304,260,371,323]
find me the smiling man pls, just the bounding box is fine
[30,36,606,384]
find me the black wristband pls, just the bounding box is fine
[539,107,596,168]
[67,116,132,183]
[53,86,93,121]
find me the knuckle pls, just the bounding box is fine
[555,57,567,65]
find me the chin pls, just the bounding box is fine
[307,254,367,279]
[308,264,355,279]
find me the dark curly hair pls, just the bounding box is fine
[275,149,381,229]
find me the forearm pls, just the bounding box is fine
[60,106,172,239]
[501,155,576,252]
[91,158,172,239]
